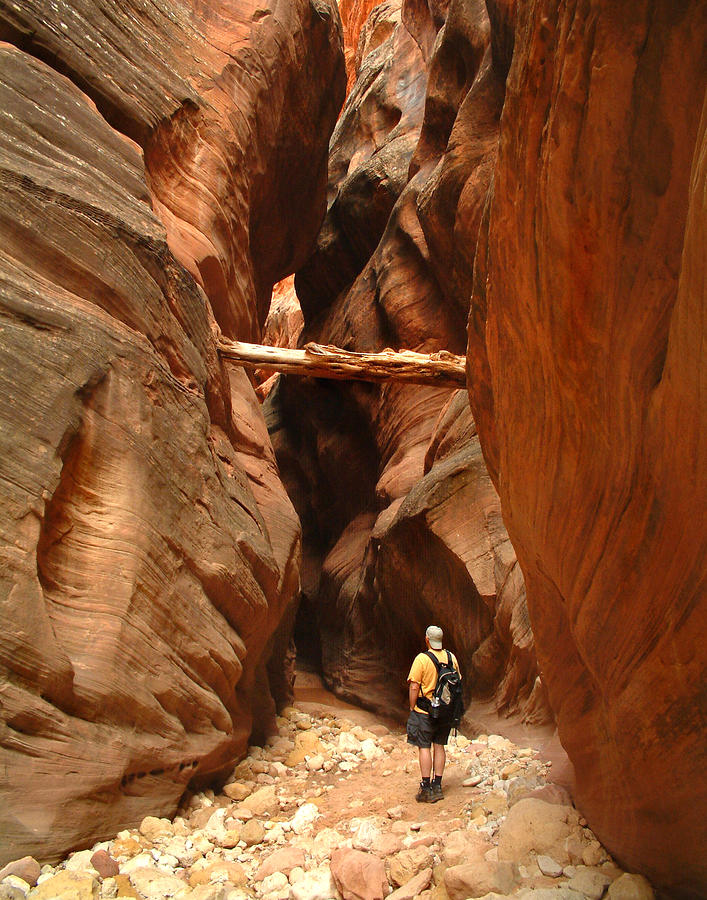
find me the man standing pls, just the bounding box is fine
[407,625,461,802]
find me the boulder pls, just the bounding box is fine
[566,867,612,900]
[441,830,490,867]
[240,820,266,847]
[222,784,252,803]
[255,847,307,882]
[330,848,388,900]
[497,799,575,864]
[607,874,655,900]
[290,867,340,900]
[241,786,279,818]
[388,868,433,900]
[188,861,246,889]
[388,847,434,887]
[290,803,321,835]
[91,851,120,879]
[30,871,98,900]
[444,861,518,899]
[0,860,40,888]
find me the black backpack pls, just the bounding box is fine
[425,650,464,726]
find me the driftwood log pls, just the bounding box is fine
[217,340,467,389]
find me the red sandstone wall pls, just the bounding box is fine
[0,0,344,864]
[465,2,706,893]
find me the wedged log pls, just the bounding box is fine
[218,340,467,388]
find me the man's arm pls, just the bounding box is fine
[409,680,420,711]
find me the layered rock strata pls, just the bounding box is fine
[0,0,344,864]
[270,0,550,724]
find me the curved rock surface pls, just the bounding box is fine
[464,2,707,894]
[270,0,550,724]
[0,0,344,865]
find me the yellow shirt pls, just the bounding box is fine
[408,649,460,715]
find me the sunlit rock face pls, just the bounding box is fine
[0,0,344,864]
[464,2,707,894]
[270,0,549,724]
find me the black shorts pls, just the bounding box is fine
[406,709,452,748]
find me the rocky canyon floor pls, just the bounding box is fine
[0,674,654,900]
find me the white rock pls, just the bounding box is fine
[259,872,289,894]
[487,734,513,751]
[352,819,382,851]
[463,775,484,787]
[289,867,338,900]
[338,733,362,754]
[101,876,118,899]
[120,852,155,875]
[306,755,325,772]
[128,866,189,899]
[160,855,180,869]
[537,856,564,878]
[290,803,320,835]
[64,850,98,874]
[360,739,380,761]
[288,868,305,885]
[311,829,346,862]
[265,825,285,844]
[1,875,29,897]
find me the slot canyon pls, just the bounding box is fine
[0,1,704,899]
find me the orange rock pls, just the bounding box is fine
[464,0,707,894]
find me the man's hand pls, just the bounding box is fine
[409,681,420,711]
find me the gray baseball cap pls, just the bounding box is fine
[426,625,443,649]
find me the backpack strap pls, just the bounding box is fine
[426,650,442,671]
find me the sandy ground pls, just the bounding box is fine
[292,669,574,831]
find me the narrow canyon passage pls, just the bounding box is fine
[0,0,704,899]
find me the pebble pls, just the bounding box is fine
[26,705,652,900]
[463,774,484,787]
[537,855,564,877]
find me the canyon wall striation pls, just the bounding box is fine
[269,0,550,726]
[0,0,345,864]
[465,1,706,894]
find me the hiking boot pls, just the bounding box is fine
[415,782,433,803]
[430,782,443,802]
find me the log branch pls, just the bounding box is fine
[217,340,467,389]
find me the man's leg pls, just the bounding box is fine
[418,746,432,779]
[415,746,433,801]
[433,743,446,777]
[430,742,447,801]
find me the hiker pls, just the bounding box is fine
[406,624,462,803]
